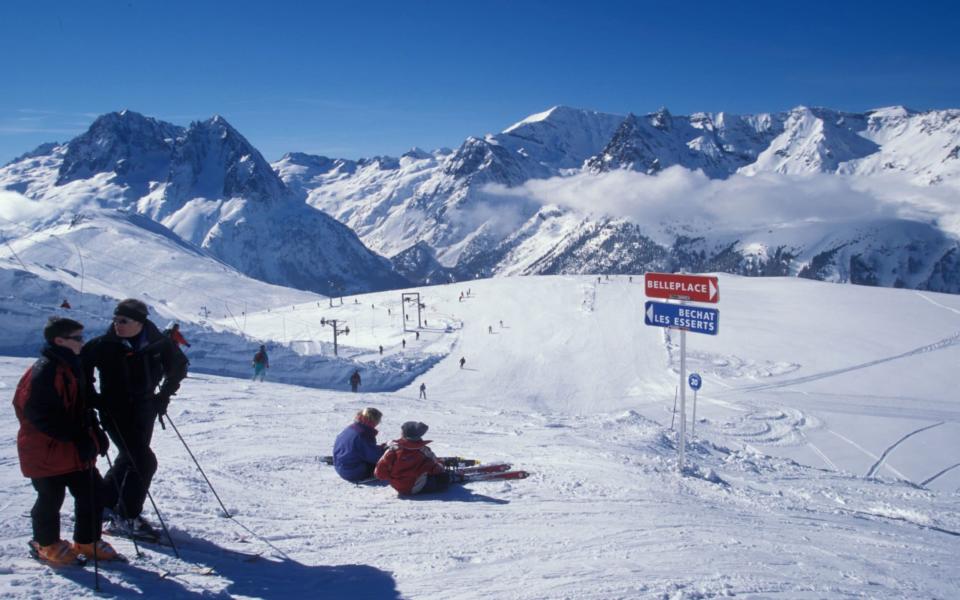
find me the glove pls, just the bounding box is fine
[75,433,97,462]
[155,393,171,416]
[93,427,110,457]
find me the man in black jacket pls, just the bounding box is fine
[81,299,188,539]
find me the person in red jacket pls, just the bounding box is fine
[12,317,121,565]
[165,323,191,348]
[374,421,461,495]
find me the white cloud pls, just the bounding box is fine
[483,167,955,234]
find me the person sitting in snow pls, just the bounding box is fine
[333,408,386,482]
[374,421,460,495]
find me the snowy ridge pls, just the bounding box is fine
[0,111,406,296]
[4,105,960,295]
[269,104,960,291]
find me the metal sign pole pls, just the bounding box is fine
[678,304,686,472]
[691,389,698,439]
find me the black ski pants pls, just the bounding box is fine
[31,469,104,546]
[102,409,158,519]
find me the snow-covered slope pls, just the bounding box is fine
[1,274,958,598]
[0,201,437,390]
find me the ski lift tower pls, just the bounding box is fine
[327,282,345,308]
[401,292,422,332]
[324,319,350,356]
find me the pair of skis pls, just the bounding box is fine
[320,455,531,482]
[453,462,530,481]
[319,455,480,468]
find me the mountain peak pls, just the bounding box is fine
[56,110,183,186]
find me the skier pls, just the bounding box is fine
[14,317,121,564]
[419,382,427,400]
[164,323,191,348]
[379,345,383,355]
[415,331,420,341]
[402,339,406,349]
[459,356,466,369]
[499,320,504,328]
[82,299,188,542]
[252,345,269,382]
[60,299,71,310]
[332,408,386,482]
[488,325,493,334]
[374,421,460,495]
[349,369,361,393]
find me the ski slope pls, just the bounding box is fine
[1,274,959,598]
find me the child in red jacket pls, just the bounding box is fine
[374,421,460,495]
[13,317,121,565]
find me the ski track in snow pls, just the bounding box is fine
[726,330,960,394]
[866,421,945,479]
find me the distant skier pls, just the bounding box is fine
[488,325,493,334]
[419,382,427,400]
[164,323,191,348]
[350,369,361,393]
[415,331,420,341]
[459,356,466,369]
[60,299,71,310]
[499,320,504,328]
[402,339,406,349]
[252,345,269,382]
[374,421,461,495]
[333,408,386,482]
[379,345,384,355]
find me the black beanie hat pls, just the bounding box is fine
[401,421,429,440]
[114,298,148,323]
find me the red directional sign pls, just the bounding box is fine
[644,272,719,303]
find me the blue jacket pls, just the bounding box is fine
[333,422,385,481]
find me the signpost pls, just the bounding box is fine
[688,373,702,438]
[645,273,719,303]
[644,273,720,472]
[644,301,719,335]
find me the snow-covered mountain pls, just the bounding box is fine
[271,104,960,293]
[5,104,960,296]
[0,111,406,296]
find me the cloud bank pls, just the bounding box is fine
[484,167,959,235]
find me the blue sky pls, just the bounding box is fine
[1,0,958,165]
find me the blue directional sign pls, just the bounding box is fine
[688,373,702,390]
[644,301,719,335]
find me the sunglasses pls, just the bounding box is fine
[63,335,84,342]
[113,318,133,325]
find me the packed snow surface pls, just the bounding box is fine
[1,275,959,598]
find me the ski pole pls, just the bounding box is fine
[104,413,180,558]
[88,466,100,591]
[166,414,292,560]
[165,415,230,517]
[104,453,142,558]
